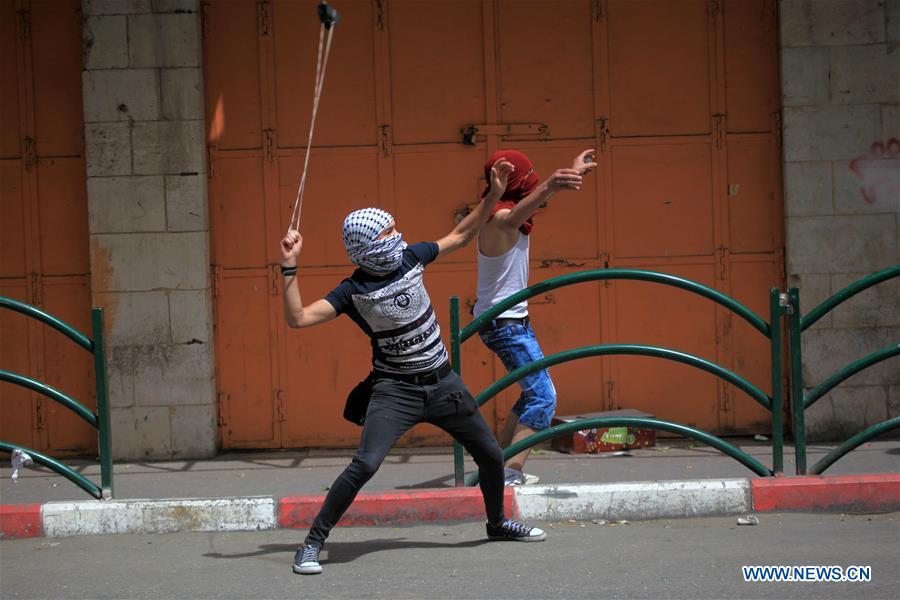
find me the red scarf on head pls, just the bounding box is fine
[482,150,540,235]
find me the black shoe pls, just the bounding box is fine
[486,519,547,542]
[292,544,322,574]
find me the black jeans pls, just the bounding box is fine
[305,371,505,548]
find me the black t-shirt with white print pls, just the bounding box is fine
[324,242,448,374]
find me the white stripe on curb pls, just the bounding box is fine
[514,479,751,521]
[42,497,277,538]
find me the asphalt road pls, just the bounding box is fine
[1,513,898,599]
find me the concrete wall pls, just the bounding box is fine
[82,0,216,459]
[780,0,900,441]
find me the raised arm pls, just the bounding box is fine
[279,229,338,328]
[490,149,596,232]
[435,158,515,255]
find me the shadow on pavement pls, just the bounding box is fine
[203,538,489,564]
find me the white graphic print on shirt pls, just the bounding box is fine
[350,263,447,373]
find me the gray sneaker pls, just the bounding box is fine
[504,467,539,486]
[504,467,526,486]
[293,544,322,575]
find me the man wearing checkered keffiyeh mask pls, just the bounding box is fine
[341,208,407,275]
[277,157,554,574]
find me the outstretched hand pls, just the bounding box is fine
[572,149,597,175]
[546,168,585,193]
[280,229,303,264]
[489,158,515,197]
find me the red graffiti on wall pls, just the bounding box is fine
[848,139,900,204]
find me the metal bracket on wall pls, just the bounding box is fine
[461,123,549,146]
[539,259,586,269]
[778,292,793,315]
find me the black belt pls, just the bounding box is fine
[374,361,453,386]
[480,315,530,332]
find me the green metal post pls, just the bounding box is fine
[92,308,114,498]
[789,287,806,475]
[769,288,783,475]
[449,297,465,487]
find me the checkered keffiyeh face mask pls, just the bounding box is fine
[341,208,407,275]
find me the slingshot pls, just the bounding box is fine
[287,0,340,234]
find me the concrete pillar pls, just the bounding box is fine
[82,0,216,459]
[780,0,900,441]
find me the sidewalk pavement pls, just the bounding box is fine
[2,438,898,539]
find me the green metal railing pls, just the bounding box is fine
[790,265,900,475]
[0,297,113,499]
[450,269,789,485]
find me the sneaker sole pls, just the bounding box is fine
[293,564,323,575]
[487,533,547,542]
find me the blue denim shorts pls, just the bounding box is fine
[478,322,557,430]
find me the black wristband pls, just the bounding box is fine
[280,265,297,276]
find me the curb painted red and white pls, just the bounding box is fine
[2,474,897,540]
[751,473,900,514]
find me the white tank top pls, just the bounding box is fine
[474,232,530,319]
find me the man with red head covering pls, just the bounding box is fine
[475,149,596,485]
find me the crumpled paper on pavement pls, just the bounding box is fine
[11,448,33,482]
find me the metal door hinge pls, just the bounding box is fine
[29,273,42,305]
[529,294,556,305]
[717,246,728,279]
[17,9,30,39]
[721,387,732,412]
[206,146,215,178]
[23,137,36,171]
[592,0,604,22]
[264,129,275,162]
[270,264,279,296]
[36,399,46,430]
[200,1,210,39]
[776,246,786,281]
[708,0,721,18]
[596,117,609,152]
[217,392,228,427]
[257,0,271,37]
[713,114,725,148]
[375,0,385,31]
[212,265,223,298]
[276,389,287,422]
[379,124,392,157]
[773,111,783,148]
